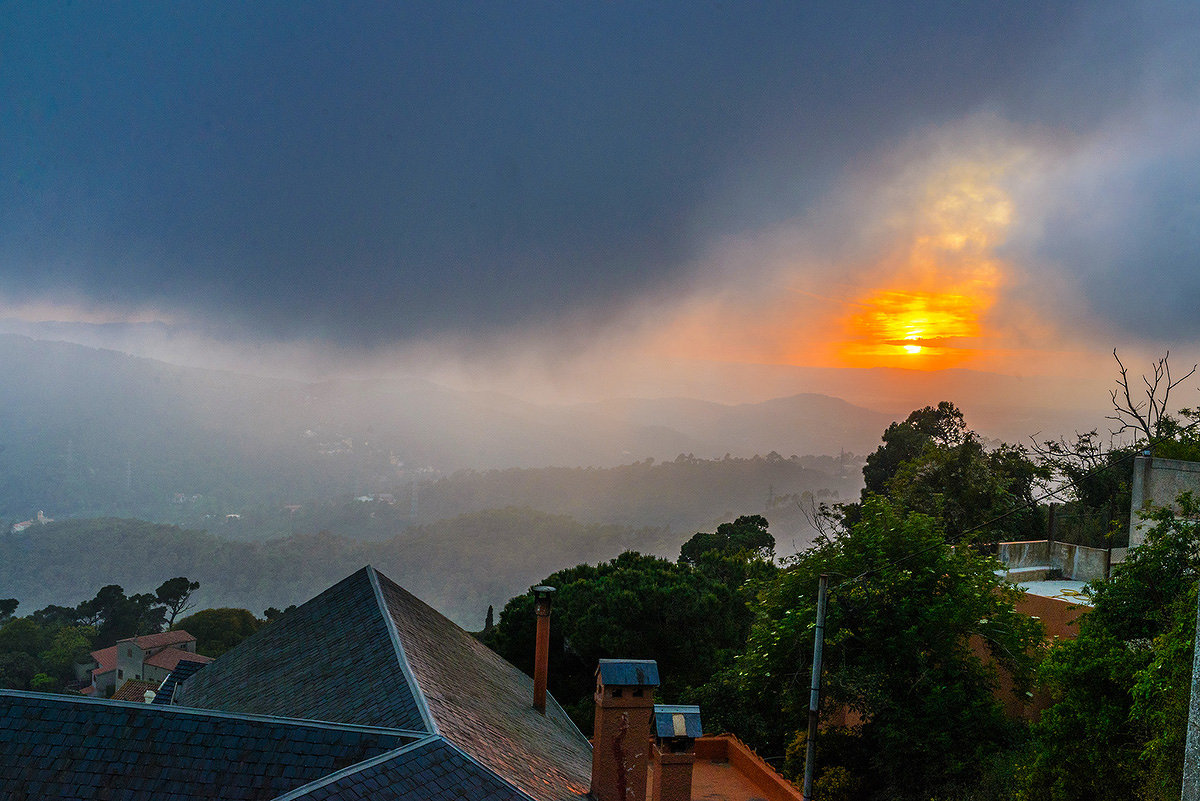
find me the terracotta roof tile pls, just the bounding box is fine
[111,679,160,702]
[122,630,196,650]
[144,648,212,671]
[90,645,117,674]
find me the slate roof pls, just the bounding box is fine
[597,658,660,687]
[177,567,427,730]
[5,566,594,800]
[153,657,209,705]
[0,690,416,800]
[277,737,531,801]
[653,704,703,739]
[376,572,593,801]
[178,566,592,801]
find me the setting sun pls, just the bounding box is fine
[841,289,985,367]
[833,154,1019,370]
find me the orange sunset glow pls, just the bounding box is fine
[840,288,990,368]
[836,155,1016,370]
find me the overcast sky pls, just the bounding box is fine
[2,2,1199,401]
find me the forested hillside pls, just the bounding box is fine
[0,511,679,627]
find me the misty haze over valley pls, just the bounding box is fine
[0,330,1123,624]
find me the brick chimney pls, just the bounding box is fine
[591,659,659,801]
[531,585,555,712]
[649,705,701,801]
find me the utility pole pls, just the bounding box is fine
[1183,580,1200,800]
[802,573,829,801]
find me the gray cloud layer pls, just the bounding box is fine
[11,1,1169,352]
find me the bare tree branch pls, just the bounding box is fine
[1107,349,1197,442]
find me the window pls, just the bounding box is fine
[127,649,133,657]
[117,669,123,679]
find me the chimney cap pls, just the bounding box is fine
[531,585,557,598]
[597,659,660,687]
[653,704,702,739]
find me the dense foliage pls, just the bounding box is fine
[1023,495,1200,800]
[488,517,777,730]
[0,577,206,693]
[716,498,1043,800]
[852,402,1047,544]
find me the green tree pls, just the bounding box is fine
[0,652,39,690]
[861,401,967,496]
[491,550,751,730]
[77,585,166,647]
[1025,494,1200,801]
[0,599,17,621]
[0,617,49,658]
[174,608,262,658]
[679,514,774,565]
[38,625,96,686]
[731,498,1043,800]
[155,577,201,627]
[886,437,1046,544]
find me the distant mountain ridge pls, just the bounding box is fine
[0,334,889,522]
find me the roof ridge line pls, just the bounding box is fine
[367,564,439,734]
[543,690,592,749]
[440,737,538,801]
[0,689,427,738]
[266,734,443,801]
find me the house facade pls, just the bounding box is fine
[88,629,210,696]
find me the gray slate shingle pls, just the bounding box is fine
[0,691,413,801]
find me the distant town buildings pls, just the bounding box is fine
[10,510,52,533]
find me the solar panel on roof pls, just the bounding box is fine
[154,658,209,705]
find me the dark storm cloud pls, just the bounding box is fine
[0,1,1167,348]
[995,1,1200,345]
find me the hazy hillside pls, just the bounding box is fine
[0,512,683,628]
[414,453,859,549]
[0,335,883,524]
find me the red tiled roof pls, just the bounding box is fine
[112,680,161,702]
[90,646,117,675]
[120,630,197,650]
[144,648,212,671]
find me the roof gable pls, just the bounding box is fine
[176,567,427,731]
[375,572,592,801]
[90,644,117,673]
[144,648,211,671]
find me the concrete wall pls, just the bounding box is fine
[1050,541,1109,582]
[1129,455,1200,547]
[116,642,145,683]
[997,540,1109,582]
[997,540,1051,570]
